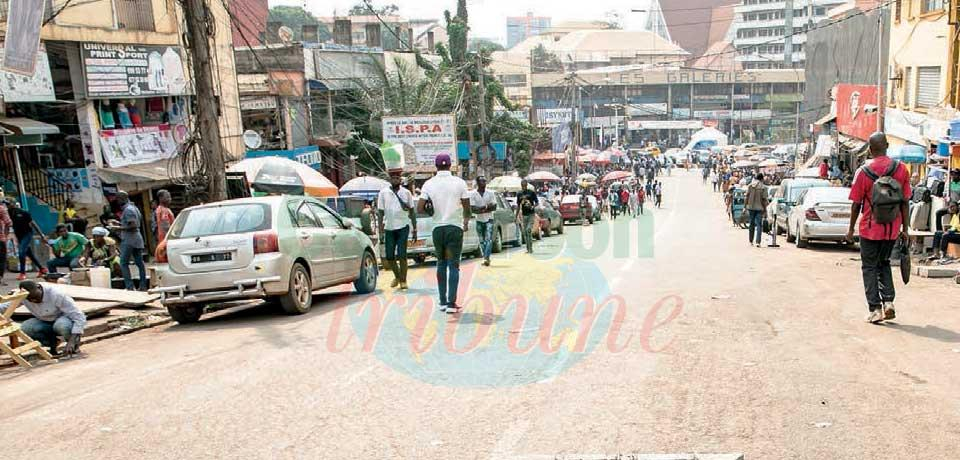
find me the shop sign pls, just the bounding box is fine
[631,120,704,130]
[48,168,98,204]
[627,104,668,116]
[694,109,771,120]
[240,96,278,111]
[382,114,457,165]
[0,47,54,102]
[536,108,577,127]
[82,43,188,97]
[582,116,622,128]
[836,84,879,141]
[99,125,179,168]
[245,146,322,169]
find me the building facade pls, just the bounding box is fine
[731,0,848,69]
[506,13,551,49]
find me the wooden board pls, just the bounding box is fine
[38,283,158,306]
[13,300,120,320]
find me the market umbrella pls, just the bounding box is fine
[526,171,561,182]
[576,173,598,182]
[732,160,758,168]
[577,153,598,164]
[488,175,523,192]
[758,159,781,167]
[340,176,390,198]
[228,157,338,197]
[601,170,634,183]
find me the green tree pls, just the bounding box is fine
[348,2,399,16]
[267,6,331,42]
[531,44,563,73]
[468,38,504,53]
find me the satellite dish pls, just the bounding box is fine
[334,121,353,137]
[278,26,294,43]
[243,130,262,150]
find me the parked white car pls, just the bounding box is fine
[786,186,856,248]
[152,196,378,324]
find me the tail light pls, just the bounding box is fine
[155,240,168,263]
[804,208,821,221]
[253,231,279,254]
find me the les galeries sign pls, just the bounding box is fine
[536,70,804,87]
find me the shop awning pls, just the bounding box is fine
[0,117,60,135]
[814,112,837,126]
[839,135,868,155]
[97,159,184,191]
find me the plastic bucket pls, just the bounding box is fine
[89,267,111,289]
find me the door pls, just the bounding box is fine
[288,200,334,286]
[310,202,360,281]
[494,194,517,242]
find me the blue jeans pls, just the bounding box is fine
[432,226,463,306]
[748,210,764,245]
[476,220,493,260]
[383,226,410,261]
[21,316,74,354]
[17,231,42,273]
[120,244,147,290]
[47,255,81,273]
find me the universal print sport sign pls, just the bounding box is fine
[382,114,457,166]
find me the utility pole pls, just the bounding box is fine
[181,0,227,201]
[476,52,488,178]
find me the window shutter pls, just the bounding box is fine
[916,66,942,109]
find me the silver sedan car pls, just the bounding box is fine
[152,196,378,324]
[786,186,856,248]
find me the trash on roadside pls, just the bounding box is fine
[812,422,832,428]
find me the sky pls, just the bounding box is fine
[271,0,653,45]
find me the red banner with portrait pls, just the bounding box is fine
[836,84,881,141]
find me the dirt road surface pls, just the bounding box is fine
[3,170,959,459]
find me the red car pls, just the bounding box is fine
[559,194,597,224]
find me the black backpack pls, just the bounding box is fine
[861,160,905,225]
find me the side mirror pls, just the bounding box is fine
[342,220,355,230]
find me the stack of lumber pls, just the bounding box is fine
[10,284,159,320]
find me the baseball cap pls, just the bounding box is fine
[435,153,451,167]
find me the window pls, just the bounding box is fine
[902,67,912,107]
[916,66,942,108]
[170,204,271,239]
[922,0,945,13]
[309,203,344,229]
[291,203,320,228]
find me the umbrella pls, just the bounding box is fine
[228,157,338,197]
[732,160,758,168]
[577,173,598,182]
[609,181,624,190]
[488,175,523,192]
[601,170,634,183]
[526,171,561,182]
[340,176,390,198]
[758,159,781,167]
[749,155,766,162]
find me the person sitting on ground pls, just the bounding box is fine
[47,224,89,273]
[84,226,121,277]
[16,280,86,357]
[932,201,960,260]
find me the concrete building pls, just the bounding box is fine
[506,13,551,49]
[0,0,242,248]
[317,15,416,51]
[229,0,268,46]
[731,0,847,69]
[661,0,739,59]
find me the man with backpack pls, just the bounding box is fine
[846,132,911,324]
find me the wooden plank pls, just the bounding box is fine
[0,340,32,368]
[37,283,158,305]
[13,300,120,319]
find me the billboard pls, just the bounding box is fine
[99,125,179,168]
[536,108,577,127]
[2,0,44,75]
[82,43,188,97]
[382,114,457,166]
[836,84,880,141]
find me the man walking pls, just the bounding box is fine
[846,132,911,324]
[637,186,646,215]
[110,192,147,291]
[418,154,471,313]
[745,173,769,248]
[377,171,416,289]
[517,179,539,254]
[469,176,497,266]
[8,199,47,281]
[0,193,11,284]
[654,181,664,209]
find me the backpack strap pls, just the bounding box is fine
[884,160,899,178]
[860,163,880,182]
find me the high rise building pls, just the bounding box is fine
[731,0,847,69]
[506,13,551,49]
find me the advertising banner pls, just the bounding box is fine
[0,47,54,102]
[836,84,880,141]
[536,108,577,127]
[245,146,322,169]
[48,168,98,204]
[382,114,457,165]
[2,0,44,75]
[82,43,188,97]
[99,125,179,168]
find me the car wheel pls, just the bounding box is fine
[279,263,313,315]
[796,226,809,248]
[167,303,204,324]
[558,221,564,234]
[492,228,503,253]
[353,251,378,294]
[412,254,427,265]
[785,223,796,243]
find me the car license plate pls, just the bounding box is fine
[409,240,425,248]
[191,252,232,263]
[832,213,851,219]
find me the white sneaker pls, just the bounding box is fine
[865,310,884,324]
[882,302,896,321]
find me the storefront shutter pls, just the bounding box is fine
[916,66,942,108]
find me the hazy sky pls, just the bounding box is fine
[272,0,653,44]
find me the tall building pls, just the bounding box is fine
[731,0,847,69]
[661,0,739,59]
[506,13,551,49]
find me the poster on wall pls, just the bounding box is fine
[382,114,457,166]
[0,47,54,101]
[82,43,188,97]
[99,125,179,168]
[48,168,99,204]
[836,84,880,141]
[75,103,103,203]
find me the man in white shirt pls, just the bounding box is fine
[417,154,471,313]
[470,176,497,266]
[16,280,86,356]
[377,171,417,290]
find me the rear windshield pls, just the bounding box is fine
[805,187,851,204]
[169,203,272,239]
[788,181,830,202]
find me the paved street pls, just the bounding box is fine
[4,170,959,459]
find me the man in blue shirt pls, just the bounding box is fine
[109,192,147,291]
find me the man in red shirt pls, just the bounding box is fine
[846,133,911,324]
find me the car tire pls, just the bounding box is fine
[167,303,204,324]
[785,223,796,243]
[353,251,378,294]
[796,226,809,248]
[413,254,427,265]
[279,263,313,315]
[492,228,503,253]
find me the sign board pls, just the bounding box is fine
[495,110,529,122]
[582,116,623,129]
[99,125,179,168]
[694,109,772,120]
[533,69,805,87]
[536,108,577,127]
[245,146,322,169]
[2,0,44,75]
[627,104,668,116]
[630,120,704,130]
[243,130,263,149]
[240,96,278,111]
[836,84,880,141]
[0,48,54,102]
[49,168,98,204]
[382,114,457,165]
[82,43,188,97]
[456,141,508,161]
